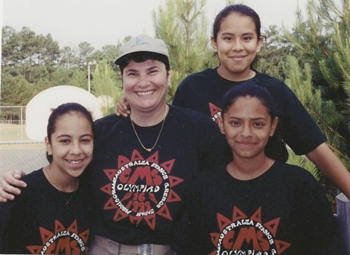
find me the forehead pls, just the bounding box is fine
[226,96,269,116]
[219,12,257,34]
[124,59,166,71]
[53,111,92,133]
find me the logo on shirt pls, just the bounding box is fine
[210,206,290,255]
[209,102,222,125]
[26,219,90,255]
[101,149,183,230]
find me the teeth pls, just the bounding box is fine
[137,91,153,96]
[70,160,81,164]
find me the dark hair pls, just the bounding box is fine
[46,102,94,163]
[117,51,170,74]
[222,81,288,162]
[212,4,261,41]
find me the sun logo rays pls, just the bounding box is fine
[26,219,89,255]
[100,149,183,230]
[209,206,291,255]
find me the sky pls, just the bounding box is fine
[1,0,311,50]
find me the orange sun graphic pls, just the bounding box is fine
[100,149,183,230]
[26,219,90,255]
[209,206,291,255]
[208,102,222,124]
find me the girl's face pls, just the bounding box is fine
[46,111,93,179]
[211,12,263,81]
[219,96,278,160]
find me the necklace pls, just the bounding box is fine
[61,192,75,207]
[43,166,77,206]
[130,107,167,152]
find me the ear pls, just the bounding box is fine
[269,117,279,136]
[210,36,218,53]
[218,115,225,135]
[45,137,53,156]
[256,35,264,53]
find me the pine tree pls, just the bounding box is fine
[92,59,122,115]
[152,0,216,101]
[283,0,349,169]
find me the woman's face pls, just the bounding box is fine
[122,59,170,115]
[46,111,94,179]
[219,96,278,160]
[212,12,263,81]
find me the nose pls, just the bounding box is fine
[137,73,151,87]
[232,38,243,51]
[241,123,252,137]
[70,141,82,154]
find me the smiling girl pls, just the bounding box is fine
[176,82,343,255]
[0,103,95,254]
[173,4,350,199]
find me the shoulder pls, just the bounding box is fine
[178,68,216,88]
[255,72,288,89]
[94,114,126,137]
[1,169,44,206]
[94,113,123,129]
[169,105,216,127]
[255,72,282,83]
[274,161,319,185]
[182,68,215,81]
[21,168,45,187]
[255,72,293,94]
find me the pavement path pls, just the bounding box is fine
[0,147,48,174]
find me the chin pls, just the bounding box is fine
[69,169,85,178]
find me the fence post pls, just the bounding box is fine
[336,193,350,254]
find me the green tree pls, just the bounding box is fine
[255,25,293,81]
[59,46,79,69]
[77,42,95,69]
[2,26,60,83]
[153,0,215,101]
[92,59,122,115]
[1,72,35,106]
[283,0,349,164]
[69,69,88,89]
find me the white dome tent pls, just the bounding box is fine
[26,85,103,141]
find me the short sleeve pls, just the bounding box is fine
[275,83,326,154]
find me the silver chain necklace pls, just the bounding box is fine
[130,110,167,152]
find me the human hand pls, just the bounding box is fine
[115,96,130,117]
[0,170,27,202]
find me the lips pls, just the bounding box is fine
[235,141,256,148]
[230,55,246,61]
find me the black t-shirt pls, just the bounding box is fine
[176,161,342,255]
[173,68,326,155]
[0,169,94,254]
[91,105,230,245]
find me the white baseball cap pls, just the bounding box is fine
[115,34,169,65]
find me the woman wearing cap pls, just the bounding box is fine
[89,34,230,254]
[0,34,229,254]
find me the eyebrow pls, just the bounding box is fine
[55,133,93,139]
[221,31,255,35]
[227,116,267,120]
